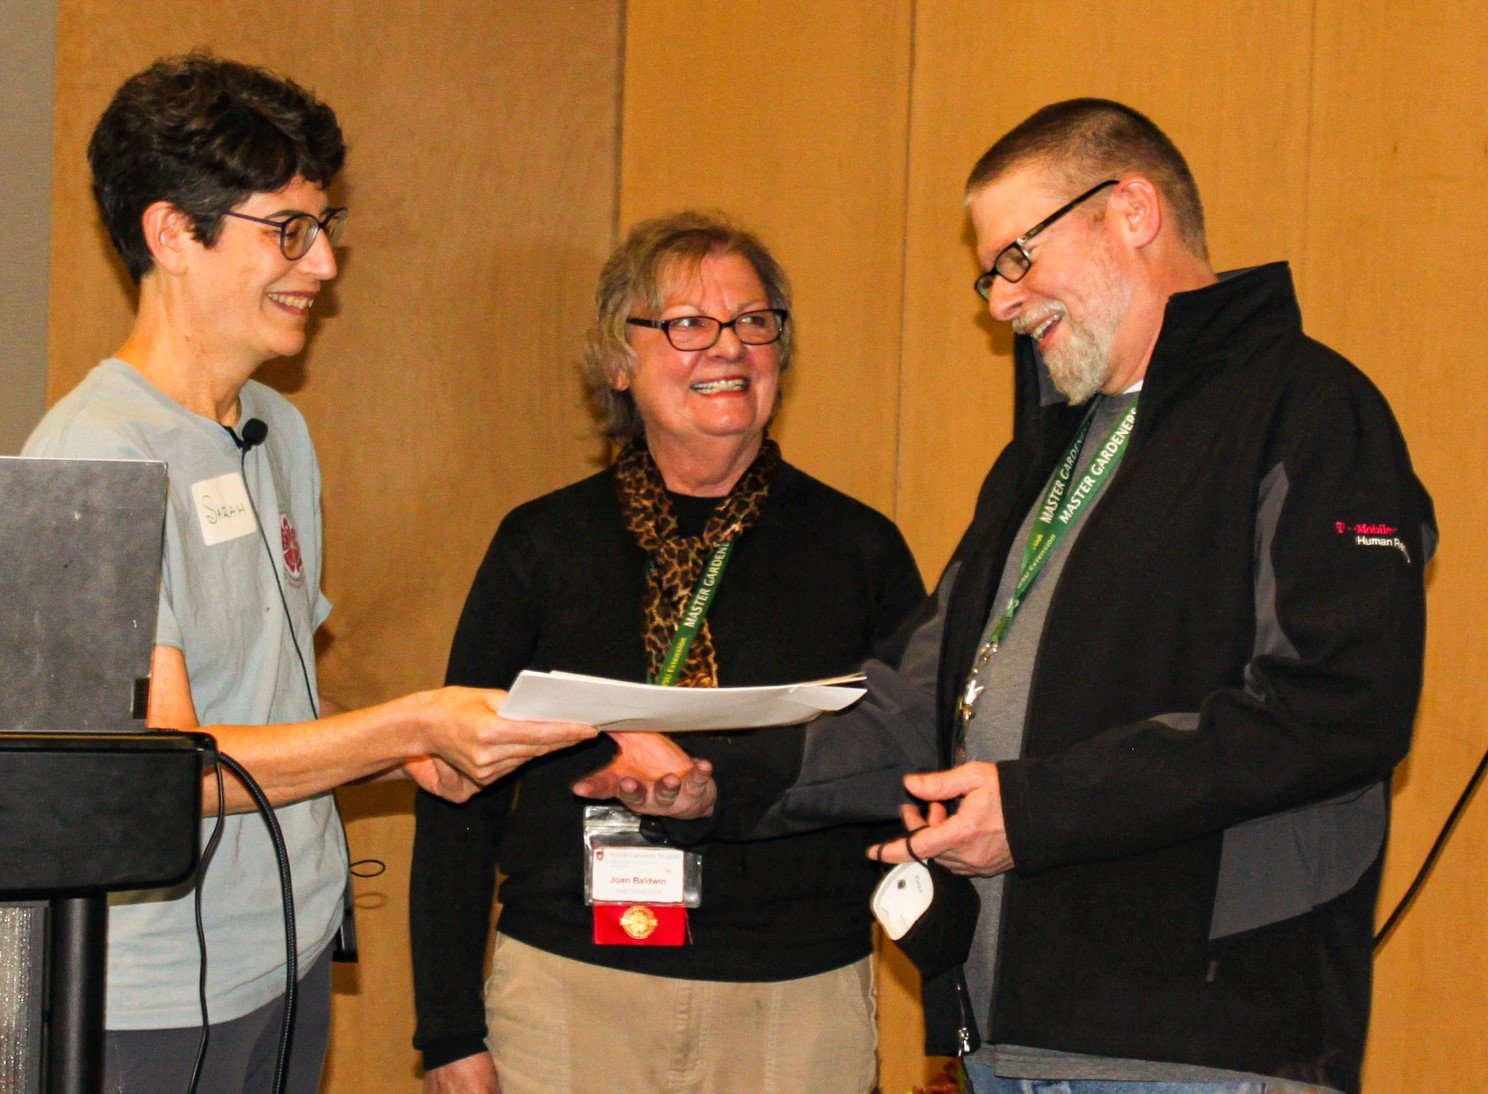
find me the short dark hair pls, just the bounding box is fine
[582,211,794,446]
[88,52,346,283]
[965,98,1207,259]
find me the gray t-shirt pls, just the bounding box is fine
[23,359,346,1029]
[961,390,1137,1049]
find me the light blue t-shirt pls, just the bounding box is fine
[23,359,346,1029]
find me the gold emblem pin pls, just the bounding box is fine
[619,904,659,940]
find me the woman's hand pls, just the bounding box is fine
[403,755,483,802]
[571,732,716,819]
[424,1053,500,1093]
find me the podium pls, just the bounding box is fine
[0,458,207,1093]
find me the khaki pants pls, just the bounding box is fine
[485,935,877,1093]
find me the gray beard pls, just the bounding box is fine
[1043,248,1132,405]
[1044,324,1111,405]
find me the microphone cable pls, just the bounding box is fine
[1374,743,1488,950]
[186,750,297,1094]
[232,423,384,951]
[188,754,227,1093]
[231,421,317,722]
[184,422,308,1094]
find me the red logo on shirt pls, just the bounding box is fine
[281,515,305,588]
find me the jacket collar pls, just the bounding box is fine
[1018,261,1303,416]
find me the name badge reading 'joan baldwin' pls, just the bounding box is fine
[190,472,258,546]
[584,805,700,946]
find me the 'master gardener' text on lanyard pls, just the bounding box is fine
[957,399,1138,727]
[583,535,734,946]
[653,541,735,687]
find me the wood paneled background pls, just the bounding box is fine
[43,1,1484,1090]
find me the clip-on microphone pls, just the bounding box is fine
[226,418,269,452]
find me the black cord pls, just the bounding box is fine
[238,443,380,911]
[188,759,227,1094]
[237,437,375,977]
[216,751,298,1094]
[229,439,312,1083]
[239,446,319,724]
[1374,744,1488,950]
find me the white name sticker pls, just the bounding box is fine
[190,472,258,546]
[590,845,687,904]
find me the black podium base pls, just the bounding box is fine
[0,730,211,1094]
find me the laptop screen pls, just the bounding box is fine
[0,457,166,732]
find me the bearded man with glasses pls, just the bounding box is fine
[611,99,1434,1094]
[22,53,594,1093]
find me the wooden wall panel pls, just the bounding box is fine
[0,0,56,456]
[1305,2,1488,1088]
[49,4,622,1090]
[620,0,914,515]
[898,0,1314,580]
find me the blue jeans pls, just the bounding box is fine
[962,1061,1271,1094]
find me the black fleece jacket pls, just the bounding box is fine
[721,264,1433,1092]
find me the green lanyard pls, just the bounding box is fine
[652,541,735,686]
[957,398,1138,724]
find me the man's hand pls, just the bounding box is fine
[869,762,1014,876]
[415,687,597,784]
[404,755,483,802]
[424,1052,500,1093]
[571,731,716,819]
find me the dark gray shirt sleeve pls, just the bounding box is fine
[745,563,956,837]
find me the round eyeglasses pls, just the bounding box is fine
[626,308,789,351]
[222,207,349,261]
[973,180,1117,300]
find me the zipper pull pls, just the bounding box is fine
[955,973,976,1056]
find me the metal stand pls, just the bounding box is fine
[45,897,107,1093]
[0,731,209,1094]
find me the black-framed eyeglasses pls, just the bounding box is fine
[626,308,789,351]
[222,207,348,261]
[973,180,1118,300]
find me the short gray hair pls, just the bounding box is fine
[582,211,793,445]
[965,98,1208,261]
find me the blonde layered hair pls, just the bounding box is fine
[583,211,794,445]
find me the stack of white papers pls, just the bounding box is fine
[498,669,866,733]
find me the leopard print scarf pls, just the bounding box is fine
[615,439,781,687]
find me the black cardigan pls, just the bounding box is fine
[410,460,924,1070]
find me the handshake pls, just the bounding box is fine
[395,688,715,810]
[401,690,1008,884]
[394,685,594,802]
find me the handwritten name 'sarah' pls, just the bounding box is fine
[200,494,248,526]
